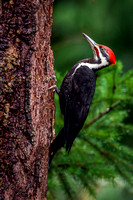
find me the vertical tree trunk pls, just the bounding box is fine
[0,0,54,199]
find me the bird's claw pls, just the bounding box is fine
[52,75,57,82]
[48,84,60,94]
[48,85,57,91]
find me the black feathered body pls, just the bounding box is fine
[59,61,96,151]
[49,59,96,163]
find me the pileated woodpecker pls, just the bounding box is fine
[49,33,116,164]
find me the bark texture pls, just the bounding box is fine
[0,0,55,199]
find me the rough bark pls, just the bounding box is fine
[0,0,55,199]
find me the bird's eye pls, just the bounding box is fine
[100,47,105,53]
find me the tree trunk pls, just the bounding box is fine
[0,0,54,199]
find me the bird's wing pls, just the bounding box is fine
[64,66,96,152]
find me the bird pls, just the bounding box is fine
[49,33,116,164]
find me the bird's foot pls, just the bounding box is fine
[52,75,57,82]
[48,85,59,94]
[48,84,57,91]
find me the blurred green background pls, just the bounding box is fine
[52,0,133,74]
[49,0,133,199]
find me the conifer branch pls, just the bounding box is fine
[85,100,121,128]
[117,72,133,86]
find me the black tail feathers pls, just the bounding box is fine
[49,128,65,165]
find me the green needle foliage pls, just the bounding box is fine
[47,61,133,200]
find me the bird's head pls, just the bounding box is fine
[83,33,116,70]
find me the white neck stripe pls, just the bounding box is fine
[72,54,109,76]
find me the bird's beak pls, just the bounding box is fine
[82,33,99,59]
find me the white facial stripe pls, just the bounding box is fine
[98,49,109,67]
